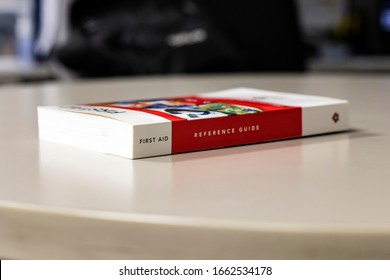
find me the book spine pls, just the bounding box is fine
[130,108,301,159]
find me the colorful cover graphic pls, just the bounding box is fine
[94,97,264,120]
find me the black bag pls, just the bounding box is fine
[55,0,240,77]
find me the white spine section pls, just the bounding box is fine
[132,122,172,159]
[302,102,349,136]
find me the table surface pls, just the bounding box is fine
[1,73,390,259]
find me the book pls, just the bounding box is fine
[37,87,349,159]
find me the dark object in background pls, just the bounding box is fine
[55,0,305,77]
[347,0,390,55]
[196,0,305,72]
[57,0,238,77]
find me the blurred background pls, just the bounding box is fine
[1,0,390,83]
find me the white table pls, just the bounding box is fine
[1,74,390,259]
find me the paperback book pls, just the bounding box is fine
[37,87,349,159]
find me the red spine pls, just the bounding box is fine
[172,107,302,154]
